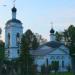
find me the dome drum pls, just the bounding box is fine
[6,19,22,25]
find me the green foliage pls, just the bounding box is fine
[41,65,46,75]
[31,64,37,75]
[41,61,59,74]
[68,25,75,43]
[51,61,59,72]
[67,65,71,72]
[32,35,39,49]
[49,72,73,75]
[63,25,75,74]
[55,32,62,42]
[48,65,52,72]
[20,29,38,75]
[0,28,2,35]
[0,40,5,60]
[21,29,39,50]
[63,25,75,54]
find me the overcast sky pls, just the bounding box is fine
[0,0,75,41]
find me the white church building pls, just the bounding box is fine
[30,29,72,72]
[5,7,23,60]
[5,7,71,72]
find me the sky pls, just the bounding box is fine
[0,0,75,41]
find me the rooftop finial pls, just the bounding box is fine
[12,0,17,19]
[13,0,16,7]
[50,22,55,33]
[12,0,17,12]
[50,22,53,29]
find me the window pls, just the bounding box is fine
[8,50,10,57]
[17,49,20,54]
[16,33,20,46]
[57,56,60,59]
[51,61,59,67]
[8,33,10,47]
[61,56,64,59]
[50,56,55,60]
[62,60,64,68]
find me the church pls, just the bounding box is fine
[5,6,23,60]
[5,6,71,72]
[30,28,71,72]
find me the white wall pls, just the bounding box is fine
[5,22,23,59]
[34,47,71,72]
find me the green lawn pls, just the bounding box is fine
[49,72,73,75]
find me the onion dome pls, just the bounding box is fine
[6,19,22,25]
[5,6,22,27]
[50,28,55,33]
[12,7,17,12]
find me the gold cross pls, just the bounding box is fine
[13,0,16,7]
[50,22,53,29]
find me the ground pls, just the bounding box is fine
[49,72,73,75]
[39,72,73,75]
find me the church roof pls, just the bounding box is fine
[45,41,63,48]
[6,19,22,25]
[30,42,69,56]
[37,41,63,49]
[30,47,54,56]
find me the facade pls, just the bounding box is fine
[30,28,71,72]
[5,6,71,72]
[5,7,23,60]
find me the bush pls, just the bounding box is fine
[51,61,59,72]
[41,65,46,75]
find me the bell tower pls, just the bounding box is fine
[5,6,23,60]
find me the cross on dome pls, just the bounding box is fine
[50,22,55,33]
[50,22,53,29]
[13,0,16,7]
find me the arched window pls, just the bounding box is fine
[8,50,10,57]
[8,33,10,47]
[57,56,60,59]
[61,56,64,59]
[62,60,64,68]
[16,33,20,46]
[17,49,19,55]
[50,56,55,60]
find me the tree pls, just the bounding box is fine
[22,29,39,50]
[20,29,38,75]
[41,65,46,75]
[35,33,47,45]
[20,35,33,75]
[0,28,4,60]
[63,30,69,43]
[55,31,63,42]
[63,25,75,54]
[0,40,5,75]
[51,61,59,72]
[63,25,75,74]
[0,40,5,61]
[0,28,2,35]
[32,35,39,49]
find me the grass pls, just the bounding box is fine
[49,72,73,75]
